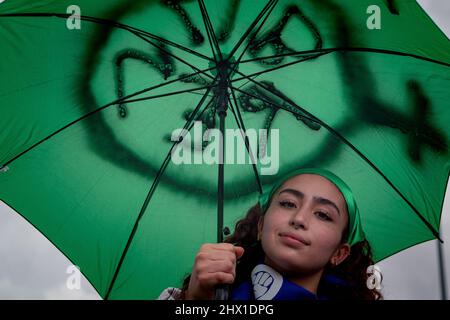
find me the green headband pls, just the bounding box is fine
[258,168,365,247]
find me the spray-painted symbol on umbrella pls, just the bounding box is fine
[79,0,447,201]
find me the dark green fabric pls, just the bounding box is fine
[1,0,449,299]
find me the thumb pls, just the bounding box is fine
[234,246,245,259]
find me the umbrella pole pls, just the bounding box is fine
[214,66,230,300]
[217,110,225,244]
[437,238,448,300]
[214,105,230,301]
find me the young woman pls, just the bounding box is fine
[158,168,383,300]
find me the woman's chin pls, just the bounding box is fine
[266,251,312,274]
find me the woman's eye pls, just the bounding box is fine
[279,200,296,209]
[315,211,332,221]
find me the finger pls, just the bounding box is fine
[196,269,235,287]
[196,250,237,263]
[200,243,236,253]
[203,272,235,285]
[234,246,245,259]
[197,259,236,276]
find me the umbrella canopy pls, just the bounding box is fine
[0,0,449,299]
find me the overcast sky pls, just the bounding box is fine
[0,0,449,300]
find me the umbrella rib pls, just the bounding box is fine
[1,67,216,169]
[118,84,212,105]
[227,86,263,194]
[200,0,222,58]
[127,28,215,81]
[230,85,322,132]
[0,13,213,62]
[104,80,218,299]
[228,0,278,59]
[232,52,330,83]
[197,0,222,61]
[84,16,212,62]
[234,47,450,86]
[230,75,443,242]
[239,47,450,68]
[230,0,279,75]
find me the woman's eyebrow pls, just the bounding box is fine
[278,188,341,215]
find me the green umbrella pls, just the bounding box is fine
[0,0,449,299]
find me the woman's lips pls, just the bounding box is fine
[279,232,310,246]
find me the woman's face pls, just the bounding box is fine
[258,174,350,276]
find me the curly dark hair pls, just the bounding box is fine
[179,203,383,300]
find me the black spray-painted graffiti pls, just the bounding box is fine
[114,1,325,151]
[79,0,447,201]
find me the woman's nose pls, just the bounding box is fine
[289,207,309,230]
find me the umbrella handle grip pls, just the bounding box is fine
[214,284,229,300]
